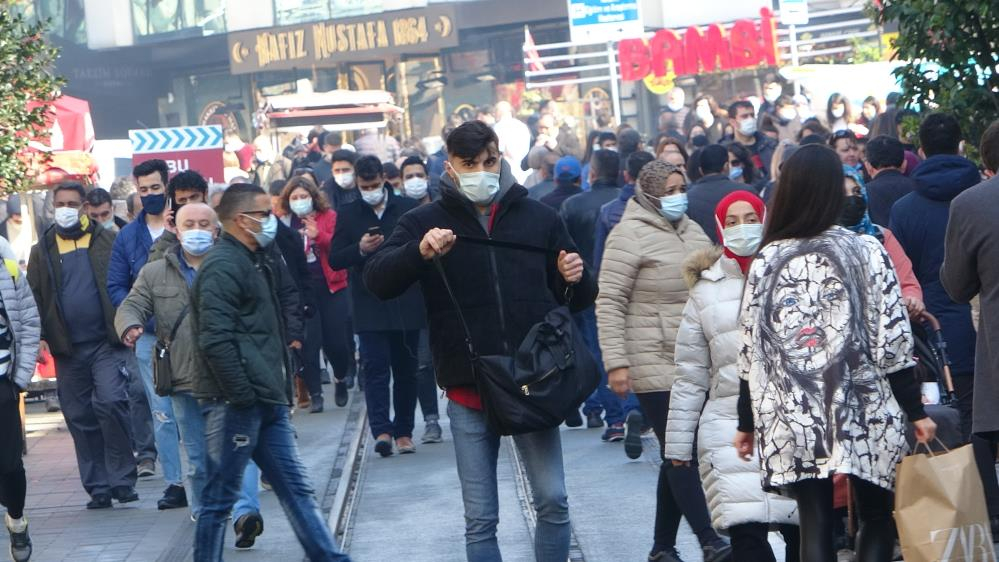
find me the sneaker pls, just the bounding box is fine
[564,408,583,428]
[602,423,625,442]
[6,515,31,562]
[702,542,733,562]
[111,486,139,504]
[157,484,188,510]
[624,410,644,460]
[320,367,332,385]
[586,411,604,428]
[649,546,684,562]
[309,394,324,414]
[396,437,416,454]
[136,458,156,478]
[234,512,264,549]
[836,549,856,562]
[334,380,348,407]
[86,494,112,509]
[421,421,443,444]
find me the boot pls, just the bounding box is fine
[295,377,311,410]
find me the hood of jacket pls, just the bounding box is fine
[911,155,981,202]
[682,246,724,289]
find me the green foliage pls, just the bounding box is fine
[849,36,881,64]
[872,0,999,149]
[0,9,64,195]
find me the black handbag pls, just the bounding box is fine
[153,306,189,397]
[432,238,599,436]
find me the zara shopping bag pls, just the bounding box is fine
[895,442,997,562]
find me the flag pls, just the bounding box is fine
[524,25,545,73]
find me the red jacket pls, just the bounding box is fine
[295,209,347,293]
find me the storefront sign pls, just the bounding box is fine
[779,0,810,26]
[227,5,457,75]
[618,8,777,82]
[130,126,224,185]
[568,0,643,43]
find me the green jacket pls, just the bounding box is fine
[193,233,302,406]
[114,245,199,393]
[26,221,119,356]
[147,230,178,263]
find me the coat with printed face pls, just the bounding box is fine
[665,247,797,530]
[596,191,711,393]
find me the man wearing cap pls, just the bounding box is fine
[541,156,582,210]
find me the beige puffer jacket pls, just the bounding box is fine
[596,190,711,393]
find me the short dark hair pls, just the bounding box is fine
[383,162,400,179]
[216,183,265,222]
[167,170,208,201]
[126,192,140,215]
[400,155,428,176]
[775,95,794,109]
[133,159,168,185]
[446,121,499,160]
[919,112,962,156]
[330,149,357,166]
[625,151,655,182]
[761,144,845,248]
[590,149,620,182]
[85,187,112,207]
[476,105,494,117]
[268,180,286,197]
[322,131,343,147]
[699,144,729,175]
[799,134,826,146]
[617,129,642,155]
[981,120,999,174]
[597,131,617,145]
[865,135,905,170]
[53,182,87,203]
[354,155,384,181]
[728,100,754,119]
[828,129,857,149]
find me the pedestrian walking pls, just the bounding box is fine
[364,121,596,561]
[192,184,347,562]
[595,160,729,562]
[26,182,139,509]
[863,135,916,227]
[733,144,935,561]
[665,192,799,561]
[685,145,754,244]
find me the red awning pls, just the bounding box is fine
[27,95,95,152]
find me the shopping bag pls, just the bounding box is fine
[895,442,997,562]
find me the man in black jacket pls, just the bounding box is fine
[330,156,425,457]
[364,121,596,561]
[560,149,620,268]
[686,144,754,244]
[192,184,347,562]
[864,135,916,226]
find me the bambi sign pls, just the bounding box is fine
[617,8,778,82]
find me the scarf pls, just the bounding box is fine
[56,215,90,241]
[842,165,879,237]
[714,190,766,274]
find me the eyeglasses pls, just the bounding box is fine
[240,210,272,220]
[832,130,856,140]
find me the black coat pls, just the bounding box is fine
[866,169,916,227]
[362,184,598,390]
[275,220,315,315]
[560,179,620,267]
[686,174,756,244]
[329,189,426,332]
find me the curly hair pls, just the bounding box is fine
[281,175,330,214]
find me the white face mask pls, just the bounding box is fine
[764,88,781,103]
[360,187,386,207]
[54,207,80,229]
[721,222,764,257]
[403,177,429,199]
[738,117,757,136]
[333,171,355,188]
[289,197,313,216]
[696,105,713,122]
[457,171,501,205]
[667,100,685,112]
[779,108,797,121]
[831,106,846,119]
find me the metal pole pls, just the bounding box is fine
[789,24,801,95]
[607,41,623,126]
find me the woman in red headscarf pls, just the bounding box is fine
[664,191,802,560]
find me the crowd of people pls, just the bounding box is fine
[0,77,996,562]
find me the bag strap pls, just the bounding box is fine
[431,256,477,359]
[166,305,190,345]
[458,236,554,256]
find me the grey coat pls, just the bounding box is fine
[0,260,41,390]
[941,175,999,434]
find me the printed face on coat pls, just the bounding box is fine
[770,253,851,373]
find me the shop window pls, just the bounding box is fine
[274,0,330,25]
[18,0,87,44]
[132,0,225,38]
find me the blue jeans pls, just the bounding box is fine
[448,400,570,562]
[574,307,638,425]
[171,391,207,517]
[194,401,348,562]
[135,333,182,485]
[233,461,260,520]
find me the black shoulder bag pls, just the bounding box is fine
[432,238,599,436]
[153,306,188,397]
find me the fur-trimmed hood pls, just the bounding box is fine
[682,246,724,289]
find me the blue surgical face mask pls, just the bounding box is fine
[457,171,501,205]
[102,219,116,231]
[659,192,688,221]
[729,166,744,181]
[141,193,167,215]
[180,229,214,256]
[289,197,313,216]
[242,213,278,248]
[721,223,764,256]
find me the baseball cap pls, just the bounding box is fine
[555,156,582,181]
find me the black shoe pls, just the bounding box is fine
[345,374,356,390]
[310,394,324,413]
[624,410,644,460]
[6,517,31,562]
[111,486,139,504]
[320,367,332,385]
[586,411,604,428]
[234,512,264,549]
[86,494,112,509]
[702,542,733,562]
[564,408,583,428]
[157,484,188,510]
[334,380,348,407]
[649,546,684,562]
[374,438,393,457]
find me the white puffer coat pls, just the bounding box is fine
[664,247,797,531]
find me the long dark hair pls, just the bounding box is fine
[760,144,845,249]
[723,141,756,185]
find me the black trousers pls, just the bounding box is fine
[635,391,717,549]
[952,374,999,518]
[302,285,354,397]
[0,379,25,519]
[729,523,800,562]
[786,477,894,562]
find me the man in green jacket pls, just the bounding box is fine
[191,184,347,562]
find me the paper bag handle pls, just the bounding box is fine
[911,437,950,456]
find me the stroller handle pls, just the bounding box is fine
[915,310,956,396]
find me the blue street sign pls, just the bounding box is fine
[567,0,643,43]
[129,125,224,154]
